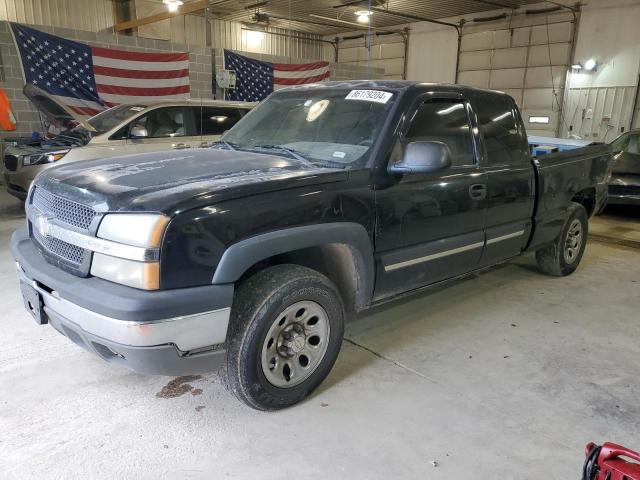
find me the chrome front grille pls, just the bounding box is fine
[29,186,96,275]
[32,186,96,230]
[32,227,87,266]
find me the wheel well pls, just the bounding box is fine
[237,244,366,313]
[571,188,596,217]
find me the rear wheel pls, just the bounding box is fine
[536,202,588,276]
[224,264,344,410]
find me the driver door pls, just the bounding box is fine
[373,95,487,299]
[121,106,199,154]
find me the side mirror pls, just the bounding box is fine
[129,125,148,138]
[388,141,452,174]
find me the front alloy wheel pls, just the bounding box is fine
[224,265,344,410]
[261,301,331,388]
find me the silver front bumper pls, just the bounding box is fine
[16,263,231,352]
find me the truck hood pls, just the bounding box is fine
[35,148,348,213]
[23,83,97,133]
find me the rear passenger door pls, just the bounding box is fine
[194,106,246,145]
[373,94,487,299]
[473,93,535,266]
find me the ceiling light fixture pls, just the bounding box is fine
[584,58,597,71]
[355,10,372,23]
[163,0,183,12]
[571,63,583,70]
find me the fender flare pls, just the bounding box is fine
[211,222,374,308]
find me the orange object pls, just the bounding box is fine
[0,88,17,131]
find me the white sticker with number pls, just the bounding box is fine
[345,90,393,104]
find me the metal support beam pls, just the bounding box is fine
[402,27,410,80]
[368,7,460,33]
[455,20,465,84]
[470,0,515,8]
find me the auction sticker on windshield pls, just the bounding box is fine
[345,90,393,104]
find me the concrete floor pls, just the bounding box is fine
[1,188,639,480]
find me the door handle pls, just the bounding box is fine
[469,183,487,200]
[172,142,191,149]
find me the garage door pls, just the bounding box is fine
[337,32,406,80]
[457,12,576,137]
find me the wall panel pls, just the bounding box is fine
[561,86,637,142]
[0,0,114,32]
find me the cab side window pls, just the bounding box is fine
[628,134,640,155]
[405,99,475,167]
[195,107,244,136]
[613,133,640,155]
[475,94,527,166]
[130,107,193,138]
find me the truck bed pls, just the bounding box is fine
[527,143,613,250]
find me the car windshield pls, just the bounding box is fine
[221,88,396,168]
[87,104,147,134]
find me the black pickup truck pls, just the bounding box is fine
[12,81,612,410]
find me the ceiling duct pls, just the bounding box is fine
[525,6,562,15]
[471,13,508,22]
[243,1,269,9]
[332,0,386,8]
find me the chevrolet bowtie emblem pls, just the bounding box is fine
[34,213,54,238]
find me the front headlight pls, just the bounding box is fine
[23,149,70,166]
[90,214,170,290]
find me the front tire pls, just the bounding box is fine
[536,202,588,276]
[224,264,344,410]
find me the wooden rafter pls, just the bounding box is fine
[113,0,207,32]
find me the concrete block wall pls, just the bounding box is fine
[0,20,385,137]
[213,48,385,98]
[0,20,213,137]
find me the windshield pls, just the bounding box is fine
[88,104,147,134]
[222,88,396,167]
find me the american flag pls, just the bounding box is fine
[223,49,329,102]
[11,23,190,117]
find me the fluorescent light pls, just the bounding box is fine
[529,115,550,124]
[437,104,463,115]
[492,112,511,122]
[163,0,183,12]
[571,63,583,70]
[584,58,597,71]
[355,10,372,23]
[246,29,264,47]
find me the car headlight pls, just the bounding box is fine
[90,214,170,290]
[23,149,70,166]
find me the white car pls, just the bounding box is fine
[3,84,255,200]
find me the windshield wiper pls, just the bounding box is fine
[248,144,309,162]
[211,140,238,151]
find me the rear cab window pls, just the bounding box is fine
[474,93,528,166]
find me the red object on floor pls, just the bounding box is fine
[584,442,640,480]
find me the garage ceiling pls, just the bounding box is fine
[196,0,546,35]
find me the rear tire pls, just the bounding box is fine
[535,202,588,276]
[224,264,344,410]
